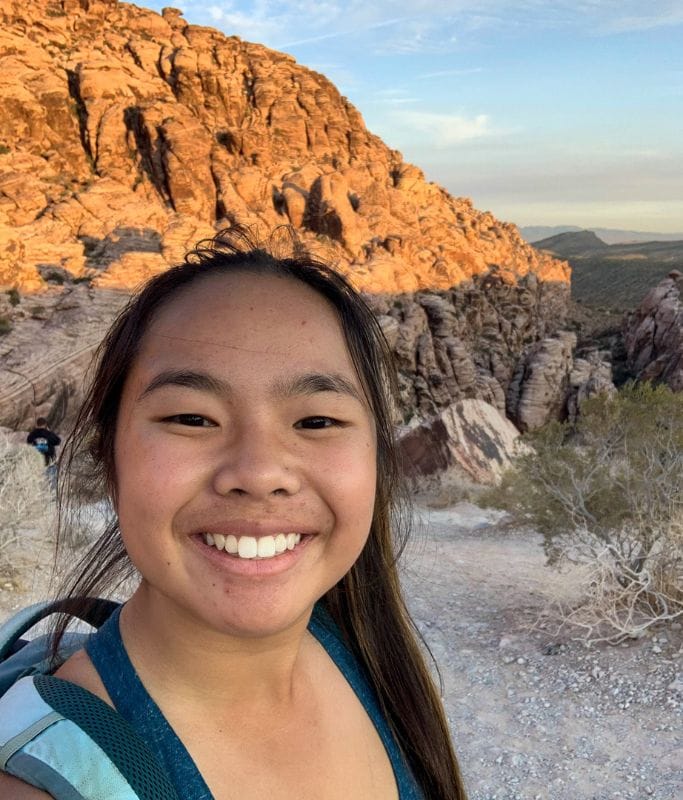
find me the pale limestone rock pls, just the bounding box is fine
[0,285,129,430]
[399,399,521,487]
[507,332,576,431]
[624,272,683,391]
[566,351,616,421]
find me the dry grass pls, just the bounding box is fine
[0,431,56,574]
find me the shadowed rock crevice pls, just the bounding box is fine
[66,67,93,167]
[123,105,170,203]
[79,226,162,269]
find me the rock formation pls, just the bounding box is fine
[0,283,128,429]
[0,0,602,474]
[399,399,522,488]
[623,271,683,391]
[0,0,565,294]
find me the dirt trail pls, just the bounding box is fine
[404,505,682,800]
[1,504,681,800]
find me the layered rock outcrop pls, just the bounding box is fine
[624,271,683,391]
[0,284,128,429]
[0,0,565,294]
[0,0,587,456]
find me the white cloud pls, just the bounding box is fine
[389,110,493,147]
[599,7,683,34]
[381,97,419,104]
[178,1,463,53]
[371,88,419,105]
[280,16,410,48]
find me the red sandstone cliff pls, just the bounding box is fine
[0,0,567,294]
[1,0,592,449]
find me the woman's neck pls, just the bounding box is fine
[119,583,316,716]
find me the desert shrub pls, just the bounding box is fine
[0,431,54,569]
[7,288,20,306]
[0,316,12,335]
[484,382,683,642]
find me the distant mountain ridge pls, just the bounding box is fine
[522,225,683,246]
[532,230,609,257]
[532,231,683,309]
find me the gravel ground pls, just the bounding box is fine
[403,504,682,800]
[1,503,681,800]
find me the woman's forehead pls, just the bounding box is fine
[133,272,357,380]
[156,271,335,325]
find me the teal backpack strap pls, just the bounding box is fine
[0,598,120,660]
[0,675,180,800]
[0,598,121,696]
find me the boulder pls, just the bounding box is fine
[399,399,521,487]
[506,332,576,431]
[623,271,683,391]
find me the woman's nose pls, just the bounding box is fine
[211,424,301,498]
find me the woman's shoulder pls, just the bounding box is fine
[52,647,114,707]
[0,770,53,798]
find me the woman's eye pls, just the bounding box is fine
[163,414,215,427]
[295,416,340,430]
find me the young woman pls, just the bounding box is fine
[0,229,467,799]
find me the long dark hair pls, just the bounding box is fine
[54,226,467,800]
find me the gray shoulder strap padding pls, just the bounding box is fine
[6,752,88,800]
[0,709,62,767]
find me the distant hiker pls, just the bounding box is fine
[26,417,61,466]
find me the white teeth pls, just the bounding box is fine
[203,532,303,559]
[257,537,276,558]
[237,536,258,559]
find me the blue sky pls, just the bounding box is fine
[141,1,683,233]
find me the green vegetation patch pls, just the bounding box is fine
[484,383,683,641]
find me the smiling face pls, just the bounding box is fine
[113,271,377,639]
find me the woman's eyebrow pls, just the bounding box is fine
[136,370,361,402]
[137,369,229,400]
[275,372,362,401]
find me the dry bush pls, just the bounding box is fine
[483,382,683,642]
[0,431,55,568]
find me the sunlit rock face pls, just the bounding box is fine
[1,0,584,451]
[0,0,567,293]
